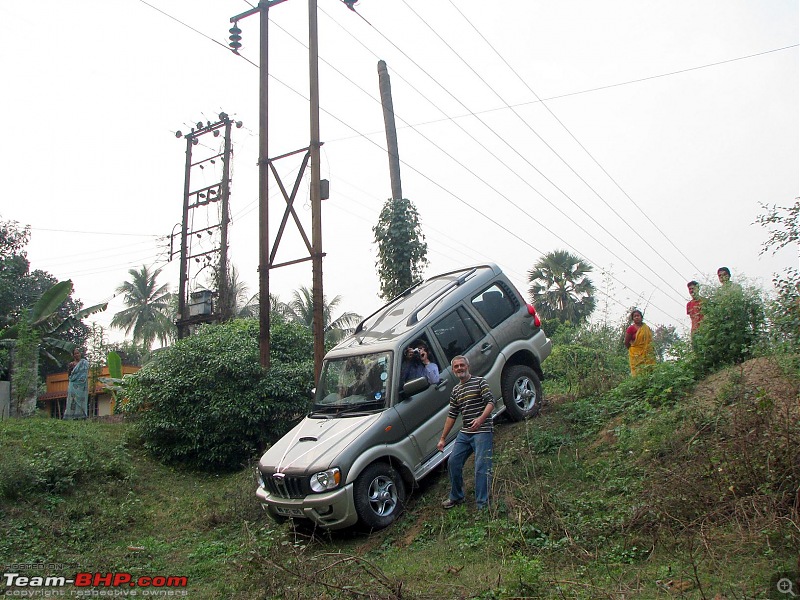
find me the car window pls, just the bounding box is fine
[471,283,517,329]
[432,307,485,364]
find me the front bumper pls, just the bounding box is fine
[256,482,359,530]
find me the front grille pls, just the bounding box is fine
[264,474,308,499]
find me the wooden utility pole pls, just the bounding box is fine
[257,1,272,369]
[378,60,402,200]
[309,0,324,382]
[230,0,324,377]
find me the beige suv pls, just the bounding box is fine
[255,264,551,530]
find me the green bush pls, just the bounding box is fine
[545,322,629,397]
[607,358,697,413]
[0,419,131,500]
[124,318,314,472]
[767,268,800,353]
[691,284,765,375]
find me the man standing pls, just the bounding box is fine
[686,280,703,333]
[437,355,494,510]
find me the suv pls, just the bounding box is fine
[255,264,551,530]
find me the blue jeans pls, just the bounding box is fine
[448,431,493,508]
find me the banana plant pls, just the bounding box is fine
[0,280,107,416]
[0,280,108,365]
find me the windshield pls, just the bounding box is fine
[314,352,392,413]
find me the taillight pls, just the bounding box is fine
[527,304,541,328]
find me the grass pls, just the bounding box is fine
[1,358,798,599]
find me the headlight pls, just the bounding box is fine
[255,467,266,489]
[310,467,341,493]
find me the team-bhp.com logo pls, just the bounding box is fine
[4,572,188,595]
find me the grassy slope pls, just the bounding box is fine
[1,357,797,599]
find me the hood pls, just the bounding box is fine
[260,412,383,475]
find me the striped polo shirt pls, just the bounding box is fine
[448,376,495,434]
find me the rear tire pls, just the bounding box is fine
[353,463,405,530]
[502,365,542,421]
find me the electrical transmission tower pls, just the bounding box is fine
[172,112,242,338]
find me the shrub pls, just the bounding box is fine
[767,268,800,353]
[691,284,765,375]
[544,322,629,397]
[0,419,131,500]
[124,318,314,472]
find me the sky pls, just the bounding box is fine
[1,0,798,345]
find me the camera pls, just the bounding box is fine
[412,348,421,355]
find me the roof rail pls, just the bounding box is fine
[353,279,424,336]
[406,267,478,326]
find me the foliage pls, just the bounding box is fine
[544,322,628,398]
[606,356,698,412]
[373,197,429,300]
[756,198,799,255]
[766,268,800,352]
[1,279,106,366]
[527,249,596,325]
[285,286,361,345]
[111,265,175,350]
[691,284,766,375]
[123,318,314,471]
[0,418,131,500]
[10,314,39,416]
[0,217,92,378]
[756,199,800,353]
[651,323,680,361]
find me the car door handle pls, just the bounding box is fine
[480,342,492,354]
[435,380,447,391]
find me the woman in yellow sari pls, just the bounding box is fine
[624,309,656,376]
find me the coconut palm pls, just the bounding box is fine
[285,286,361,344]
[528,250,596,325]
[111,266,175,349]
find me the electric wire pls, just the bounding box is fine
[312,7,683,319]
[139,0,684,320]
[383,1,687,306]
[446,0,707,276]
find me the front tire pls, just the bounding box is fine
[502,365,542,421]
[353,463,405,530]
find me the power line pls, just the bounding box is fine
[445,0,716,277]
[137,0,682,322]
[317,5,685,318]
[394,0,688,306]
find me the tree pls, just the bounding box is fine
[373,197,428,300]
[527,250,596,325]
[756,198,800,351]
[285,286,361,345]
[111,266,175,349]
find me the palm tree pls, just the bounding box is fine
[111,266,175,349]
[285,286,361,344]
[528,250,596,325]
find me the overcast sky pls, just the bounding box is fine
[1,0,797,344]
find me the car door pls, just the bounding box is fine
[430,305,502,429]
[469,282,522,353]
[392,333,453,468]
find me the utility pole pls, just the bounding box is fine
[173,113,240,338]
[230,0,325,378]
[378,60,402,200]
[309,0,324,382]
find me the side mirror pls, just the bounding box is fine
[401,376,430,399]
[307,387,316,400]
